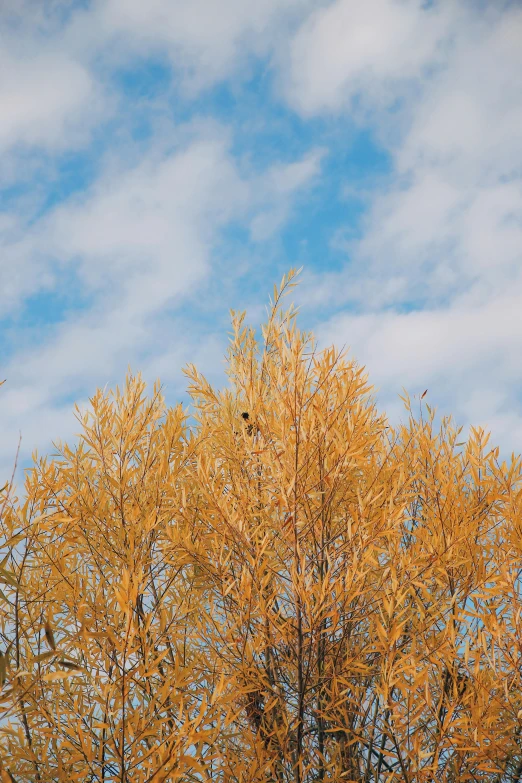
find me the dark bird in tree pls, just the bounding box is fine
[241,412,258,436]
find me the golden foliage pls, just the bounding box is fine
[0,269,521,782]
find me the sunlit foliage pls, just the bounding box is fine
[1,270,522,781]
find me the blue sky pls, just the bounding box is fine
[1,0,522,486]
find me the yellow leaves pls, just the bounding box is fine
[113,567,142,612]
[57,659,84,671]
[44,619,57,651]
[0,533,25,549]
[0,273,521,783]
[30,650,57,664]
[222,576,237,599]
[0,568,20,591]
[0,652,7,687]
[141,648,170,678]
[92,720,110,730]
[464,637,470,666]
[42,669,82,682]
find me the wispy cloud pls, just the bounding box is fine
[0,50,102,153]
[0,116,323,478]
[249,149,326,241]
[287,0,522,451]
[1,0,520,485]
[85,0,316,92]
[280,0,451,117]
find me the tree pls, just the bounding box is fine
[1,269,522,782]
[0,380,227,781]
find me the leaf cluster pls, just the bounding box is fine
[0,270,521,782]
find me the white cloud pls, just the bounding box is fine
[316,279,522,446]
[0,211,59,316]
[46,132,248,298]
[3,0,520,481]
[318,284,522,389]
[249,148,326,241]
[88,0,315,93]
[266,150,326,195]
[287,1,522,454]
[0,0,314,163]
[344,5,522,302]
[0,50,101,153]
[281,0,451,117]
[0,123,324,481]
[396,6,522,179]
[0,129,245,400]
[0,0,111,161]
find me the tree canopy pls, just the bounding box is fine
[1,270,521,782]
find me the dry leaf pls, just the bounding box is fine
[44,619,56,651]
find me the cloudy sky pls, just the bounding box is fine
[1,0,521,486]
